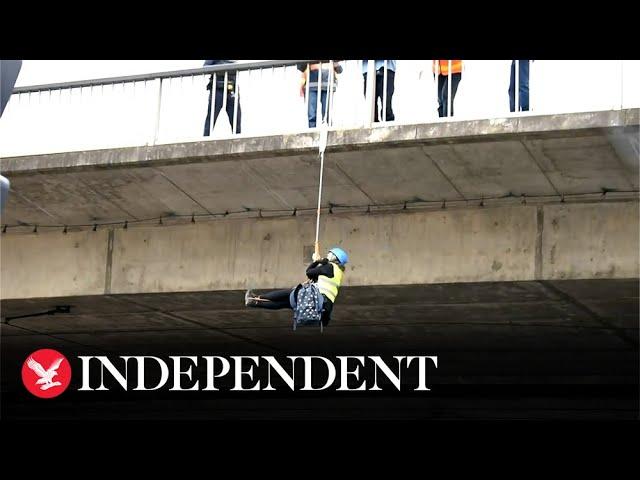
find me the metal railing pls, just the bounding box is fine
[0,60,637,157]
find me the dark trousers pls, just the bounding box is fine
[437,72,461,117]
[252,286,334,326]
[509,60,530,112]
[204,84,241,136]
[254,288,294,310]
[363,69,395,122]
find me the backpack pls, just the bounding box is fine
[289,282,325,332]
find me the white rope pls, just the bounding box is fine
[314,149,325,242]
[314,61,332,258]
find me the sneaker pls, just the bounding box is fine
[245,289,258,307]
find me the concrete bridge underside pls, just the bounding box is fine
[1,279,637,419]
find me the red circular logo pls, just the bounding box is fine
[21,349,72,399]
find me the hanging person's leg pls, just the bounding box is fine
[320,297,333,327]
[245,287,297,309]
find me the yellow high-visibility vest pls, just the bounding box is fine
[317,262,343,303]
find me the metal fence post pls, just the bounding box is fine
[152,78,163,144]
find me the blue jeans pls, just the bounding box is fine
[307,88,329,128]
[509,60,530,112]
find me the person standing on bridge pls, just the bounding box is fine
[362,60,396,122]
[203,60,242,136]
[433,60,463,117]
[509,60,531,112]
[298,61,343,128]
[244,247,348,327]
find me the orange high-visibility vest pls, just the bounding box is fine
[433,60,463,75]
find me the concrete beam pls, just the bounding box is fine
[1,229,109,298]
[2,201,637,299]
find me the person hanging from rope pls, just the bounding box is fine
[244,247,348,327]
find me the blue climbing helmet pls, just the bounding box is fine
[328,247,349,265]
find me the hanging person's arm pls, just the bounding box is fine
[306,259,334,281]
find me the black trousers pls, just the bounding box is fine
[204,83,242,136]
[252,286,334,326]
[254,288,295,310]
[436,72,461,117]
[363,69,395,122]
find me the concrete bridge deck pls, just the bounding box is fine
[1,109,638,228]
